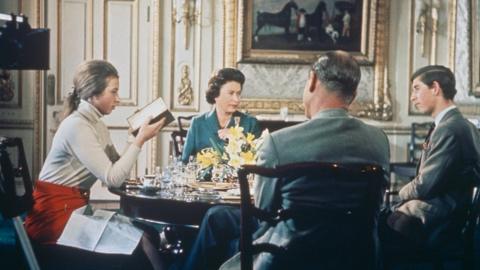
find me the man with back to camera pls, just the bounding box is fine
[177,51,390,270]
[381,65,480,255]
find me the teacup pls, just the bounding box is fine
[142,175,156,189]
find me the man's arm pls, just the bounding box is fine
[399,128,459,200]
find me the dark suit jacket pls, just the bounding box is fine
[181,110,261,163]
[396,108,480,245]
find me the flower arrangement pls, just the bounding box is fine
[196,126,268,182]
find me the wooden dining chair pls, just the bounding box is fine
[0,137,160,269]
[171,115,195,157]
[0,137,40,270]
[408,122,434,164]
[237,162,388,270]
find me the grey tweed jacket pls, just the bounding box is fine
[397,108,480,243]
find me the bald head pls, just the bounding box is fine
[311,50,361,104]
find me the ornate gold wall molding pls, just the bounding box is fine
[177,65,194,105]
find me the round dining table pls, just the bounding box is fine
[109,185,240,226]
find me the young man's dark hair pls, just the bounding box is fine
[411,65,457,100]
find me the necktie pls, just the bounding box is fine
[417,123,436,174]
[422,123,435,149]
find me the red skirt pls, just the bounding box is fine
[24,181,89,244]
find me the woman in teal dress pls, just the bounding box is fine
[181,68,261,163]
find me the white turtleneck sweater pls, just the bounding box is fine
[40,100,141,189]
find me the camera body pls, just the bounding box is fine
[0,15,49,70]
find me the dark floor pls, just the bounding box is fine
[1,214,480,270]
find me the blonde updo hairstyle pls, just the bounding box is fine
[63,60,119,117]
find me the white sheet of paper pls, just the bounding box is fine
[57,206,114,251]
[56,206,142,254]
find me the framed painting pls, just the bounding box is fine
[240,0,376,64]
[224,0,392,120]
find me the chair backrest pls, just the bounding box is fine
[170,115,195,157]
[237,162,387,270]
[408,122,434,163]
[177,115,194,134]
[170,130,187,157]
[0,137,33,218]
[460,165,480,268]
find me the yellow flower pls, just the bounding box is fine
[225,139,241,156]
[198,127,268,180]
[197,148,219,168]
[240,151,256,165]
[245,133,255,145]
[227,126,245,140]
[228,155,242,168]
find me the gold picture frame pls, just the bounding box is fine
[472,0,480,96]
[223,0,392,120]
[240,0,375,64]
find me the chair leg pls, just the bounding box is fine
[12,216,40,270]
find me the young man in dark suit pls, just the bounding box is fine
[382,65,480,251]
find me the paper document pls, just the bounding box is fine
[57,206,114,251]
[57,206,142,254]
[127,97,175,136]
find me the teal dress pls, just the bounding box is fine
[181,110,261,163]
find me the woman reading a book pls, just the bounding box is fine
[25,60,166,269]
[181,68,261,163]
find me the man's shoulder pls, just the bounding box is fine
[438,110,477,134]
[270,116,379,135]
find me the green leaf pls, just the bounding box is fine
[209,137,224,156]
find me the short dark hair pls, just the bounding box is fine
[311,51,360,104]
[411,65,457,100]
[206,68,245,104]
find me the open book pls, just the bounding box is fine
[127,97,175,136]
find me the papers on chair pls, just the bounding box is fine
[127,97,175,136]
[57,205,142,254]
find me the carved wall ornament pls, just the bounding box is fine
[0,70,15,102]
[415,0,441,63]
[177,65,194,106]
[173,0,200,49]
[409,0,457,114]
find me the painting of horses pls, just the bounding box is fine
[243,0,370,63]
